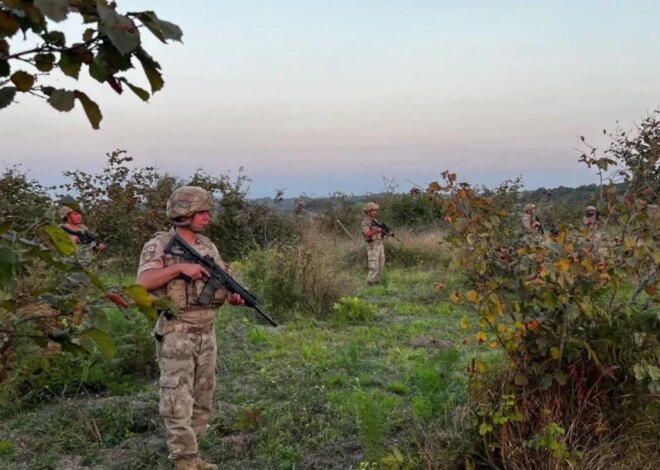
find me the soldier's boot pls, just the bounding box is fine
[195,456,218,470]
[174,456,197,470]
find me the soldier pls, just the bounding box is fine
[58,201,106,251]
[362,202,392,285]
[522,203,542,233]
[582,205,599,227]
[136,186,245,470]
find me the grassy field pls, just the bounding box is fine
[0,242,495,469]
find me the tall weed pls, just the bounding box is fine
[241,229,353,321]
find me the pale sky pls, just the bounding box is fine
[2,1,659,197]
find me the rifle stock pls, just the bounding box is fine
[164,234,278,327]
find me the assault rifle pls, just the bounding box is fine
[164,234,278,327]
[534,216,544,236]
[371,219,401,242]
[60,225,97,245]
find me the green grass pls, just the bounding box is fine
[0,264,482,469]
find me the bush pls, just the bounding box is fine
[0,165,52,236]
[431,111,660,468]
[331,296,376,324]
[343,230,451,269]
[241,229,353,321]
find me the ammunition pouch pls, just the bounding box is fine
[165,278,225,309]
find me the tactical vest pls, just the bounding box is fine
[151,230,227,310]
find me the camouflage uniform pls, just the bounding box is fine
[522,203,539,233]
[362,202,385,284]
[582,205,607,255]
[137,187,227,468]
[58,204,101,262]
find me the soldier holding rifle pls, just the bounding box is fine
[362,202,395,285]
[136,186,245,470]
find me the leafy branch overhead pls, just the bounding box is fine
[0,0,182,128]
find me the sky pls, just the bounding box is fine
[2,0,659,198]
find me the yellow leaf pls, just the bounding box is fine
[554,258,571,272]
[550,347,561,359]
[485,312,496,324]
[466,290,478,303]
[497,324,508,333]
[475,360,487,373]
[514,321,526,331]
[459,317,470,330]
[475,331,487,343]
[623,236,636,250]
[449,292,461,304]
[488,340,498,349]
[580,258,593,270]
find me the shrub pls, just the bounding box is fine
[241,229,353,321]
[431,110,660,468]
[331,296,376,324]
[0,165,52,236]
[343,230,451,270]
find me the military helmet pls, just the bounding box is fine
[58,205,74,220]
[57,196,81,220]
[524,203,536,212]
[585,205,597,212]
[363,202,379,212]
[166,186,214,220]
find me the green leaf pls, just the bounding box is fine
[550,346,561,360]
[135,11,183,43]
[0,86,15,110]
[34,0,70,22]
[88,58,110,82]
[34,52,56,72]
[122,284,153,307]
[0,59,9,77]
[135,47,163,93]
[119,78,149,101]
[59,51,82,79]
[78,328,116,359]
[47,88,75,112]
[0,220,11,234]
[514,372,529,387]
[73,90,102,129]
[0,245,17,285]
[87,272,106,290]
[96,42,133,73]
[42,224,76,255]
[44,30,66,46]
[98,4,140,55]
[540,374,553,390]
[138,304,157,322]
[10,70,35,91]
[60,340,86,355]
[478,422,493,435]
[555,371,567,386]
[0,10,20,37]
[153,297,179,318]
[81,27,94,42]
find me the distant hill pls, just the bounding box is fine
[251,183,619,213]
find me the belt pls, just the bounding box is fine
[164,322,214,335]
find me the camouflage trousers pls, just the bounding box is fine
[366,241,385,284]
[157,323,217,460]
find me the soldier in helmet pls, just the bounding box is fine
[522,203,542,234]
[136,186,245,470]
[58,200,106,251]
[362,202,392,285]
[583,205,599,227]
